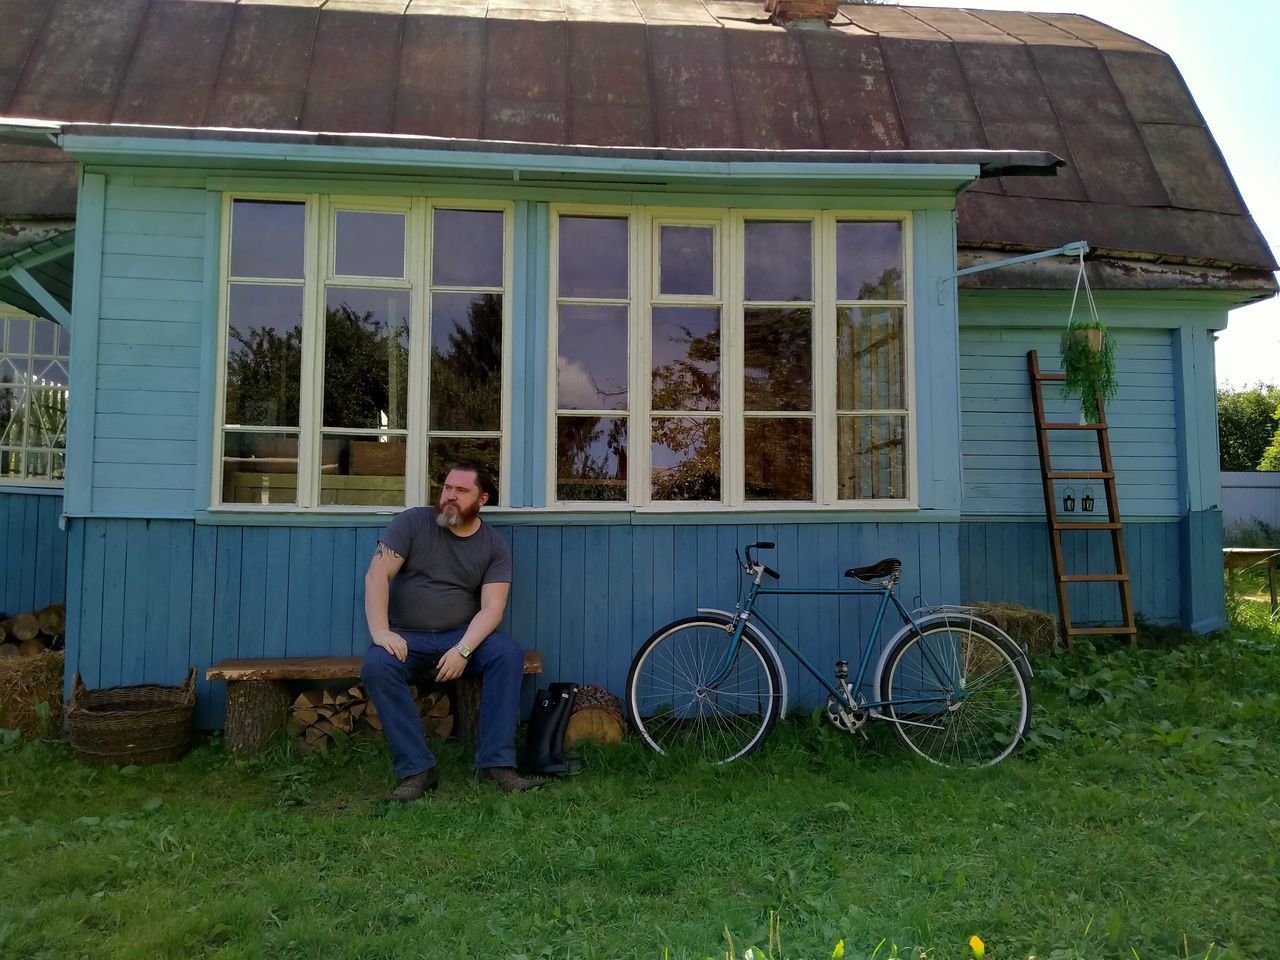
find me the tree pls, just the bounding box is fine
[1217,384,1280,470]
[1258,402,1280,471]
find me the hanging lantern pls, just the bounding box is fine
[1062,486,1076,512]
[1082,487,1095,512]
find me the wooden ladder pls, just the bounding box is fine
[1027,350,1136,649]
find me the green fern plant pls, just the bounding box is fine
[1060,321,1117,423]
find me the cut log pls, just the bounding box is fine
[8,613,39,643]
[0,643,19,659]
[224,679,293,754]
[564,706,625,746]
[18,638,45,657]
[36,604,66,638]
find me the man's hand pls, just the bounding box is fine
[434,646,469,682]
[373,629,408,662]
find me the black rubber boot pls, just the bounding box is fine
[546,682,583,773]
[521,688,574,775]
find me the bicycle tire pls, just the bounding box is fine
[626,617,781,764]
[878,620,1031,767]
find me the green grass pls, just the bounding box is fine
[2,613,1278,960]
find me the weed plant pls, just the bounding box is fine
[2,614,1277,960]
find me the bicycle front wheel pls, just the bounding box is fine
[878,622,1030,767]
[626,617,781,764]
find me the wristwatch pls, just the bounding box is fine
[456,642,472,660]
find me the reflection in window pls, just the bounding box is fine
[0,312,69,484]
[744,417,812,501]
[428,435,501,506]
[335,210,406,279]
[221,431,299,505]
[836,222,903,301]
[743,308,812,412]
[838,415,905,500]
[652,416,720,501]
[837,308,904,411]
[558,216,628,300]
[324,288,410,430]
[659,225,715,297]
[744,220,812,302]
[225,285,304,428]
[434,209,504,288]
[230,200,305,280]
[319,434,406,506]
[557,416,628,502]
[558,304,628,411]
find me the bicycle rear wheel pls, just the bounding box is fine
[878,621,1030,767]
[626,617,781,764]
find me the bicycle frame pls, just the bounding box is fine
[708,566,963,713]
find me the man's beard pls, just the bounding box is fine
[435,499,480,529]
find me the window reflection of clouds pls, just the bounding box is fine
[744,221,812,302]
[335,211,406,279]
[433,209,504,287]
[836,222,903,301]
[659,225,714,296]
[559,217,628,299]
[558,304,628,410]
[230,200,305,279]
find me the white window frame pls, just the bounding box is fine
[548,203,916,510]
[0,305,69,488]
[213,193,513,512]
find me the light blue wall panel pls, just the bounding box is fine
[89,180,208,516]
[65,516,964,728]
[959,323,1180,517]
[0,491,67,617]
[959,519,1182,626]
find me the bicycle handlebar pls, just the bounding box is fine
[744,541,780,581]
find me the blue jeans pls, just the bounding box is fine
[360,627,524,778]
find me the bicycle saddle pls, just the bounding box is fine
[843,558,902,583]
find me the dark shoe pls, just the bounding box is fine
[388,768,439,802]
[547,682,584,772]
[521,687,575,775]
[477,767,542,793]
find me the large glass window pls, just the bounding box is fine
[218,198,508,509]
[0,310,69,484]
[553,209,911,506]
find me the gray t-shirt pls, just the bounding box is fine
[380,508,512,632]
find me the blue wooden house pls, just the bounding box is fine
[0,0,1274,725]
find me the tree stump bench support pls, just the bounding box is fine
[206,651,544,755]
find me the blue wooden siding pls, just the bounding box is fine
[64,517,963,728]
[959,326,1179,518]
[0,491,67,616]
[91,182,208,516]
[959,518,1182,626]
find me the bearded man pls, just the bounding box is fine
[360,463,540,799]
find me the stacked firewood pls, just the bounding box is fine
[287,683,453,752]
[0,604,66,659]
[565,683,627,746]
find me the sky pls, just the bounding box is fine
[898,0,1280,389]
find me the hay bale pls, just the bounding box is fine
[0,650,65,737]
[970,602,1060,655]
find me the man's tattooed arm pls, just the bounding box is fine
[374,542,403,562]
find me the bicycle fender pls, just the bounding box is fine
[873,611,1035,692]
[697,608,791,720]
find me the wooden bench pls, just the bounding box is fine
[206,650,544,755]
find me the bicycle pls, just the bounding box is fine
[625,542,1033,767]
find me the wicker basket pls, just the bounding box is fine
[67,667,197,766]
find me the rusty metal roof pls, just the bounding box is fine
[0,0,1274,278]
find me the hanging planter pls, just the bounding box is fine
[1059,254,1117,424]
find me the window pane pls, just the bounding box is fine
[744,221,811,302]
[743,308,811,412]
[433,209,504,288]
[559,216,627,299]
[652,306,719,412]
[557,415,627,501]
[431,292,502,431]
[32,318,56,356]
[334,210,406,279]
[319,434,406,506]
[32,358,69,389]
[7,317,30,354]
[837,307,904,411]
[56,324,70,358]
[744,417,812,501]
[659,225,714,296]
[225,284,303,427]
[428,436,501,506]
[27,382,68,449]
[558,304,628,411]
[652,416,720,502]
[323,287,410,430]
[0,449,20,478]
[222,431,298,505]
[230,200,305,280]
[838,415,907,500]
[836,222,904,301]
[0,388,23,446]
[0,356,28,383]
